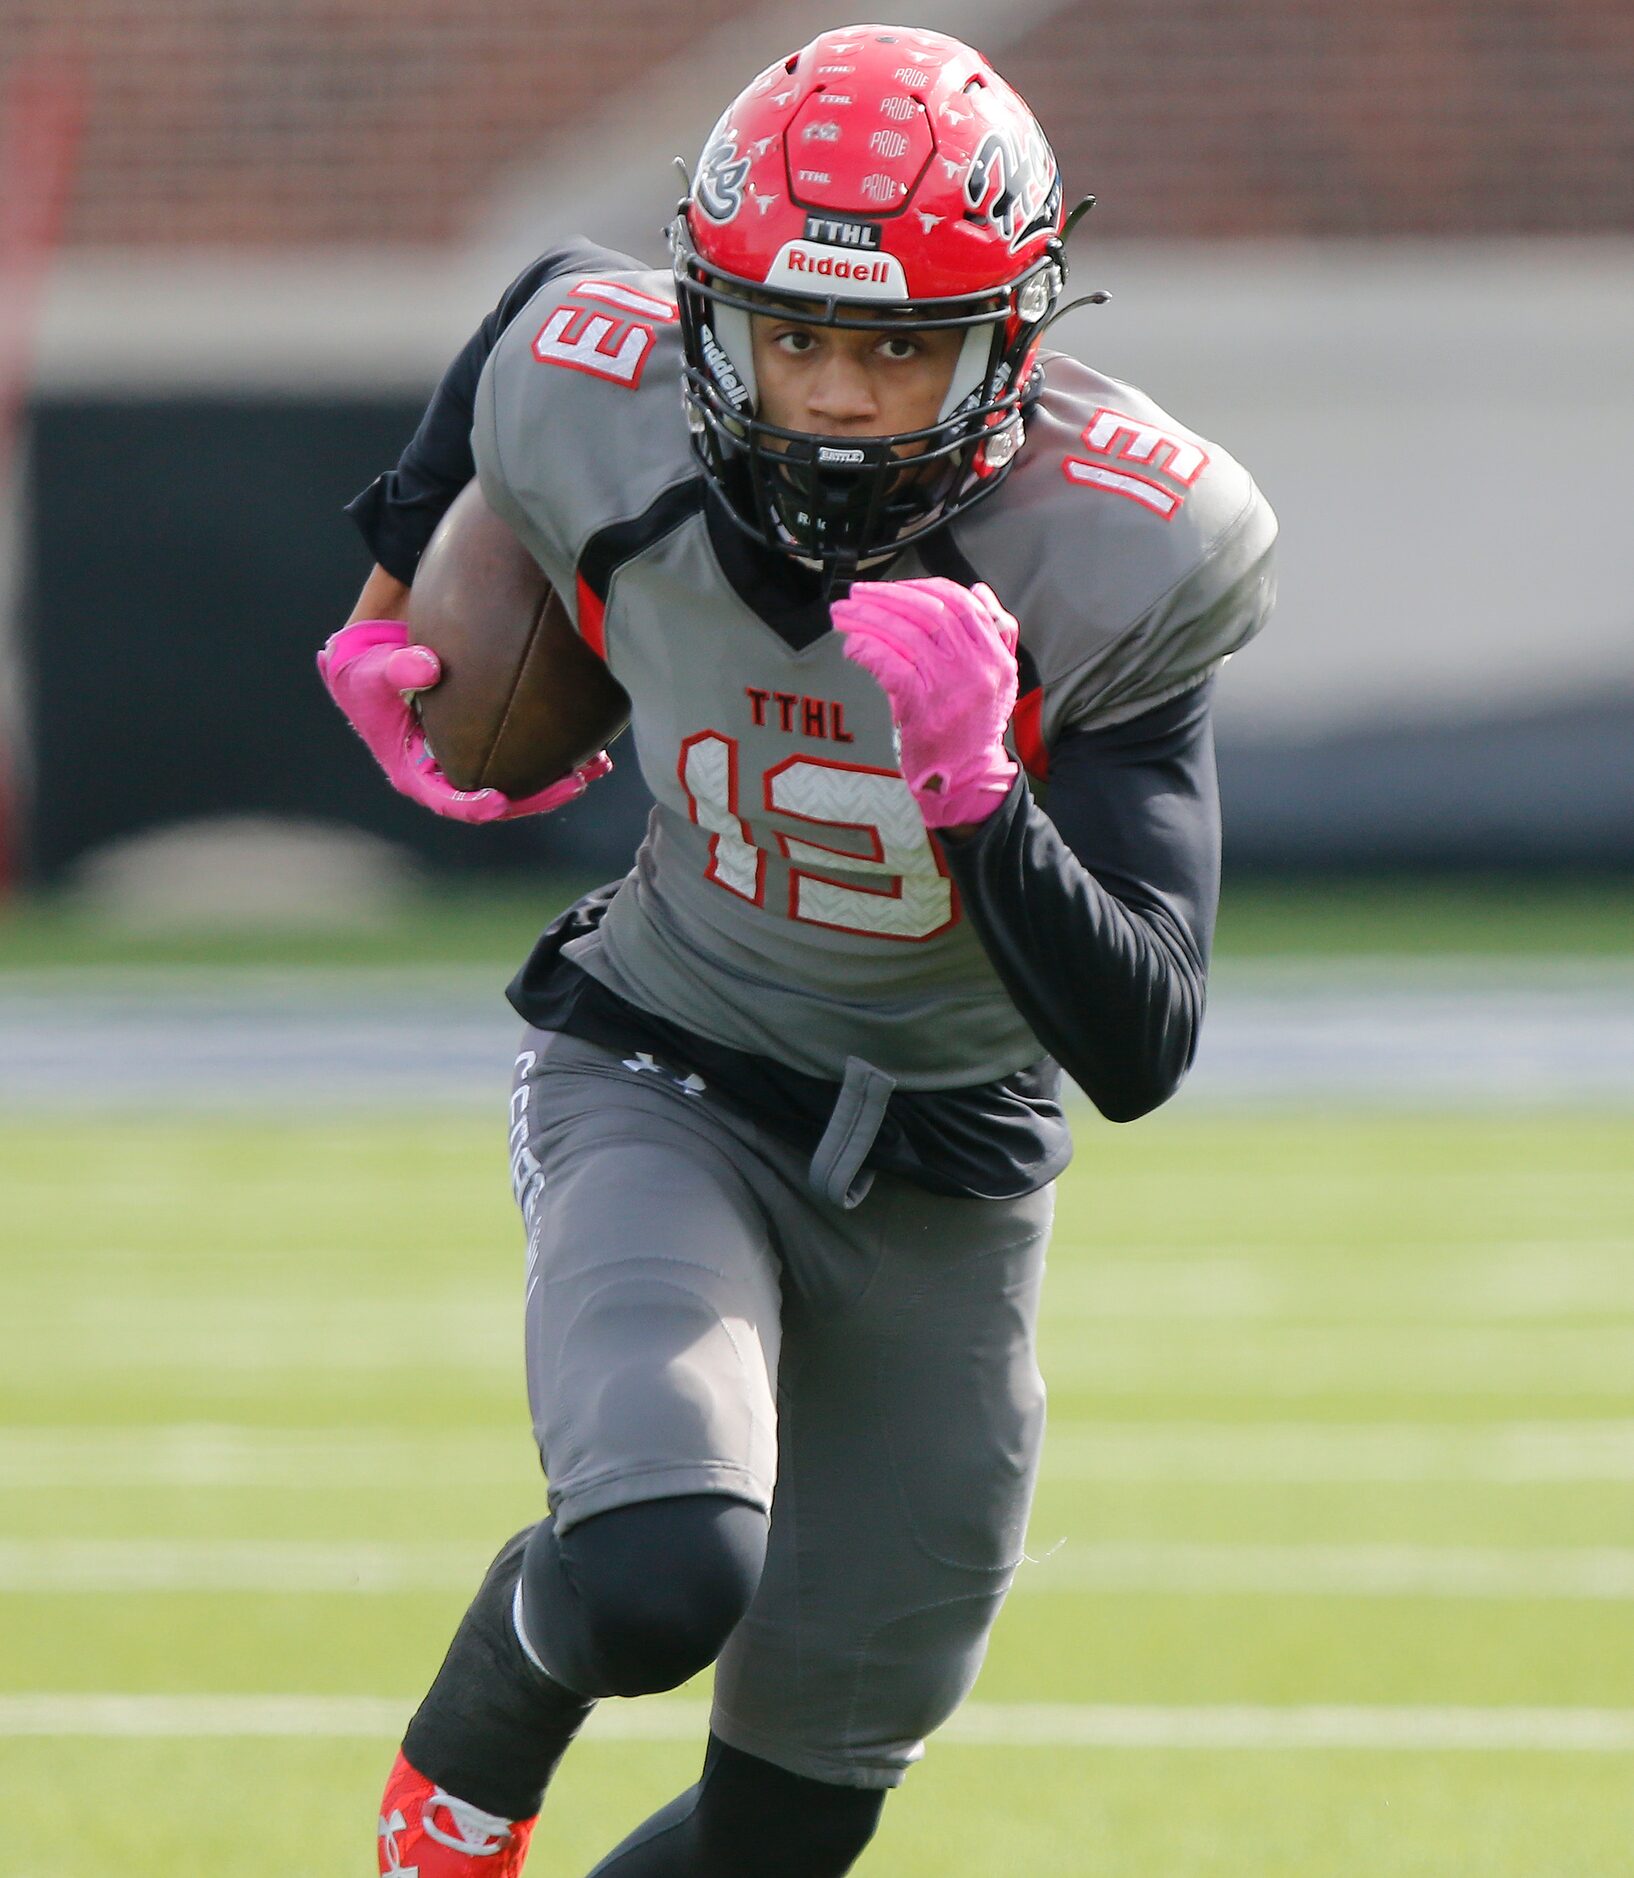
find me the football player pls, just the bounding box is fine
[323,24,1276,1876]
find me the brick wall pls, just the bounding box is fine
[2,0,1631,246]
[1002,0,1634,236]
[0,0,749,247]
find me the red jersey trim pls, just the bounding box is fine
[1011,686,1048,781]
[575,574,608,662]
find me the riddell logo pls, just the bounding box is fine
[699,322,751,409]
[793,251,883,280]
[764,241,908,300]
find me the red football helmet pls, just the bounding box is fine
[672,23,1092,577]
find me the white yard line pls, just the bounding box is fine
[1040,1325,1634,1396]
[0,1305,514,1373]
[1016,1542,1634,1599]
[0,1694,416,1738]
[3,1694,1632,1751]
[1042,1245,1634,1320]
[1042,1420,1634,1482]
[15,1243,1634,1330]
[0,1425,536,1490]
[10,1235,1633,1269]
[1045,1238,1634,1261]
[0,1539,486,1593]
[10,1420,1634,1489]
[944,1706,1634,1751]
[10,1321,1634,1391]
[7,1538,1634,1600]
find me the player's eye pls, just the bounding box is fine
[877,334,924,361]
[774,329,819,355]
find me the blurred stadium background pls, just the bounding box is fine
[1,3,1632,1874]
[2,0,1632,892]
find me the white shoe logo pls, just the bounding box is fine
[423,1788,512,1856]
[379,1807,419,1875]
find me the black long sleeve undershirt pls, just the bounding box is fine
[941,680,1220,1123]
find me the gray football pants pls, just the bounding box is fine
[508,1026,1054,1790]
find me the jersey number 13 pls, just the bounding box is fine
[679,731,958,941]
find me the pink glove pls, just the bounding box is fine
[831,577,1020,830]
[316,619,611,824]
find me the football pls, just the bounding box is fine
[406,480,629,797]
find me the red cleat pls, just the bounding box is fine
[378,1750,538,1875]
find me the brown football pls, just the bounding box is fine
[406,480,629,797]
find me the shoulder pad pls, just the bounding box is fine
[952,353,1277,742]
[472,266,696,603]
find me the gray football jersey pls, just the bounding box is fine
[472,263,1276,1088]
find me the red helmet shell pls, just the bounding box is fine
[689,24,1063,304]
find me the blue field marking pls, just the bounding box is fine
[2,960,1633,1109]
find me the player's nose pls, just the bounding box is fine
[805,353,878,428]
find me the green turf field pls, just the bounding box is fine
[3,1107,1632,1874]
[3,872,1633,969]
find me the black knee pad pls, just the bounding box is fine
[522,1495,767,1699]
[402,1525,593,1821]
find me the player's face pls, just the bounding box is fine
[749,314,965,444]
